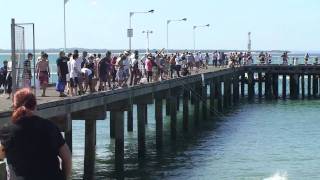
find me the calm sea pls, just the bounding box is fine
[1,52,320,179]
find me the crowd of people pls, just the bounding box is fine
[55,49,237,97]
[1,50,320,98]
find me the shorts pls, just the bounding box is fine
[6,75,12,94]
[77,73,83,84]
[70,77,79,88]
[59,74,67,83]
[39,71,49,86]
[124,69,130,79]
[116,69,125,81]
[0,78,6,87]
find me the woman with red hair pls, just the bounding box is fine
[0,88,71,180]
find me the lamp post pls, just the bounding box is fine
[193,24,210,53]
[64,0,69,51]
[166,18,187,54]
[142,30,153,53]
[128,9,154,51]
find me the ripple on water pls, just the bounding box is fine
[71,100,320,179]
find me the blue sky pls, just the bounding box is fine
[0,0,319,51]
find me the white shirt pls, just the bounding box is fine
[69,59,78,78]
[123,58,130,70]
[194,55,200,62]
[81,68,92,76]
[66,60,71,80]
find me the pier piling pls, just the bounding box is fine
[155,96,163,149]
[183,89,189,131]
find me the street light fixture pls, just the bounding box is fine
[142,30,153,53]
[128,9,155,51]
[166,18,187,54]
[193,24,210,53]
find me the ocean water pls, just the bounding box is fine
[71,99,320,179]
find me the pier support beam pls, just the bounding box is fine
[183,88,189,131]
[301,74,305,99]
[65,114,72,152]
[106,101,130,172]
[258,73,262,98]
[210,80,215,115]
[110,112,116,138]
[282,74,287,99]
[154,96,163,149]
[202,84,208,120]
[223,76,231,108]
[166,97,170,116]
[308,74,311,98]
[137,104,146,158]
[233,74,239,103]
[127,105,133,132]
[133,94,153,158]
[114,111,124,172]
[144,105,148,125]
[215,79,223,112]
[170,95,177,139]
[290,74,299,99]
[313,75,318,97]
[83,119,96,180]
[289,74,295,99]
[248,71,254,101]
[193,83,201,125]
[265,73,272,100]
[295,74,300,98]
[241,74,245,97]
[272,74,279,99]
[70,106,107,179]
[176,95,180,111]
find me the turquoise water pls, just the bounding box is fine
[71,99,320,179]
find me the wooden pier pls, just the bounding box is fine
[1,65,320,179]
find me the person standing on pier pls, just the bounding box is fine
[98,51,112,91]
[0,60,8,94]
[205,53,209,69]
[23,53,33,88]
[129,50,140,86]
[0,88,72,180]
[69,53,79,96]
[56,51,69,97]
[304,53,310,65]
[75,50,84,95]
[36,53,50,97]
[212,51,218,67]
[281,52,288,65]
[145,55,153,82]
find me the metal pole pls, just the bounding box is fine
[166,21,169,54]
[11,18,17,96]
[193,28,196,53]
[64,1,66,51]
[129,13,132,51]
[33,23,36,95]
[147,32,150,53]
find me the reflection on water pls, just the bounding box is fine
[71,99,320,179]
